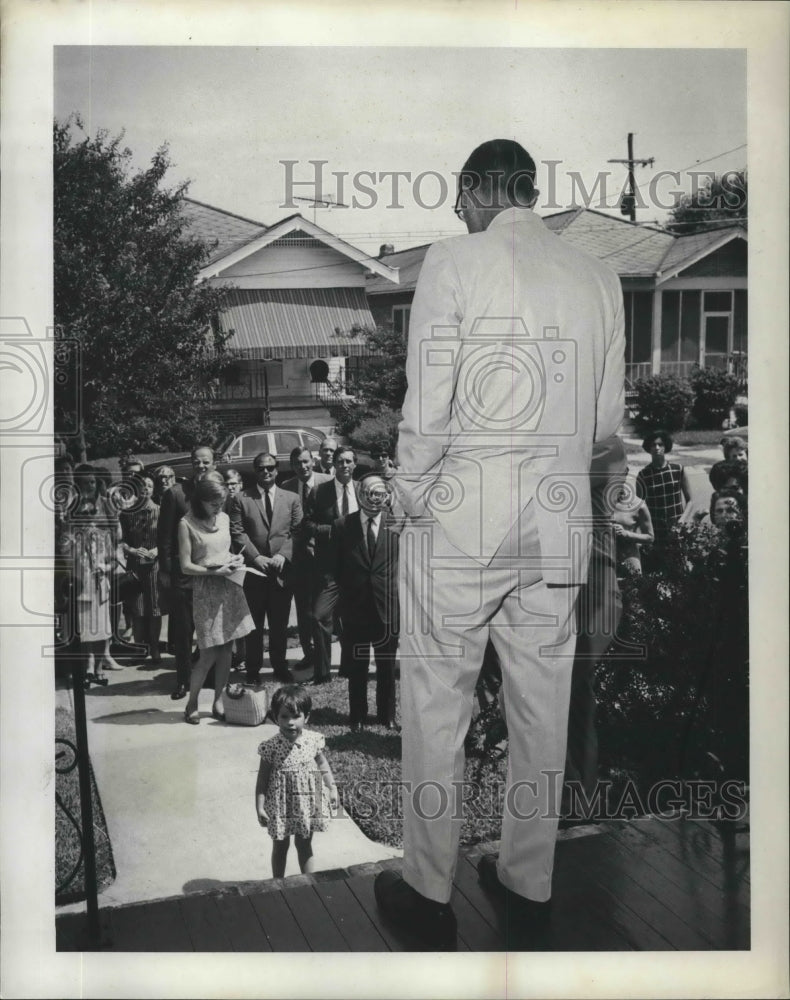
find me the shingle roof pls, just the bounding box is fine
[180,198,268,266]
[554,209,674,276]
[364,243,432,294]
[366,209,747,292]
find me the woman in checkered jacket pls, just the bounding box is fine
[636,429,690,568]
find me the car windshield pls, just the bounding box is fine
[214,433,235,454]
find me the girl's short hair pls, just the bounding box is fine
[722,436,747,459]
[270,684,312,720]
[642,429,674,453]
[154,465,175,479]
[190,475,227,518]
[224,467,243,482]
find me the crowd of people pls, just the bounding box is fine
[54,438,403,731]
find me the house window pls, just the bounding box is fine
[344,355,366,391]
[392,306,411,337]
[702,290,733,370]
[623,292,652,365]
[661,290,701,365]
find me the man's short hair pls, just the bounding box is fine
[290,446,311,466]
[190,443,215,460]
[709,459,748,493]
[320,437,338,450]
[642,429,674,453]
[460,138,537,210]
[333,445,357,464]
[253,452,278,469]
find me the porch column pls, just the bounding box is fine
[651,287,663,375]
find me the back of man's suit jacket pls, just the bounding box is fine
[397,206,625,584]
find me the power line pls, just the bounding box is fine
[677,144,747,174]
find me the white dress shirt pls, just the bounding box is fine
[333,479,358,514]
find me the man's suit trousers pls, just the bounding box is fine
[244,574,292,680]
[398,515,579,905]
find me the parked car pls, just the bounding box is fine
[144,426,330,487]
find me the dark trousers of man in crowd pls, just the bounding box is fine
[244,575,292,683]
[346,615,398,726]
[311,575,341,684]
[170,576,195,691]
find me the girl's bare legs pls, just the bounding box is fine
[184,646,217,718]
[272,838,290,878]
[295,835,315,874]
[212,642,233,715]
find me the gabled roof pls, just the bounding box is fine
[367,209,747,293]
[181,198,268,267]
[549,208,675,277]
[656,226,747,281]
[365,243,432,294]
[197,212,400,285]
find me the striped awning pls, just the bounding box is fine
[216,288,379,360]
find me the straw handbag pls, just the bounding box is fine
[223,682,268,726]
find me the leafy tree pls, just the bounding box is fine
[54,116,234,460]
[333,322,407,440]
[667,170,747,234]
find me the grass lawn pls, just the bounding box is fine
[55,705,116,904]
[260,674,507,849]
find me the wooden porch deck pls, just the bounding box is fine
[56,815,749,952]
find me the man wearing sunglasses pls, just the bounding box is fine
[229,453,303,684]
[375,139,625,950]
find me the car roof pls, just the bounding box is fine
[231,426,329,436]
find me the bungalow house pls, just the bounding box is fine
[366,209,748,391]
[182,198,399,429]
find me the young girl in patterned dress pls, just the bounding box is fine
[255,685,338,877]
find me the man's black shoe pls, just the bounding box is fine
[477,855,552,949]
[170,684,188,700]
[272,668,294,684]
[373,870,457,951]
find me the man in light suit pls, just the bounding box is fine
[374,139,625,950]
[281,447,333,671]
[229,452,302,684]
[331,473,400,732]
[303,446,361,684]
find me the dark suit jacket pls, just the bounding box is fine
[332,511,399,632]
[157,481,190,577]
[229,487,302,577]
[281,473,333,566]
[304,478,361,541]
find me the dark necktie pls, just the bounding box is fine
[263,487,272,524]
[366,514,377,558]
[341,484,349,516]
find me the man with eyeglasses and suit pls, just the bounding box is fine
[374,138,625,950]
[229,453,302,684]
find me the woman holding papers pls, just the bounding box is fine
[178,473,254,724]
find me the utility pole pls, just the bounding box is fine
[294,195,349,224]
[608,133,654,222]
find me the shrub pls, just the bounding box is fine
[733,402,748,427]
[348,408,401,455]
[631,374,694,434]
[689,366,740,429]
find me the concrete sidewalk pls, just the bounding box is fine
[56,646,401,915]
